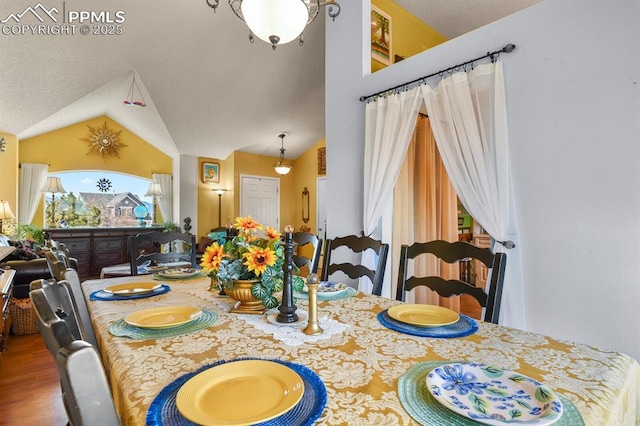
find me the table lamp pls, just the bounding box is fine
[0,200,15,234]
[145,182,163,226]
[41,177,67,228]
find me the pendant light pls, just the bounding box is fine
[274,133,293,175]
[206,0,341,50]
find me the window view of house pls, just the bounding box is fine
[43,171,155,228]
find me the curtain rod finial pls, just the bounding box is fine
[503,44,516,53]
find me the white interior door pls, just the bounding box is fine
[240,175,280,229]
[317,177,326,239]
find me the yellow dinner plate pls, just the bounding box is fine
[176,360,304,425]
[387,304,460,327]
[104,282,161,295]
[156,269,200,279]
[124,306,202,329]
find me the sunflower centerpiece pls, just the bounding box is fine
[200,216,298,312]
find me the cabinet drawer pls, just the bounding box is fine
[64,239,90,251]
[94,251,123,264]
[95,238,123,251]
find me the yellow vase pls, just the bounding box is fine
[225,279,266,314]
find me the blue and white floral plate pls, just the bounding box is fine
[427,363,563,425]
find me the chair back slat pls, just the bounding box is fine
[322,235,389,296]
[29,288,75,357]
[30,279,83,344]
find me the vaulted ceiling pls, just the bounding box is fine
[0,0,540,161]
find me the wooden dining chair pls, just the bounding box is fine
[62,268,99,349]
[56,340,121,426]
[321,235,389,296]
[396,240,507,324]
[128,230,197,275]
[292,232,322,275]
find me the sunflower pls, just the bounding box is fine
[242,246,277,276]
[264,226,280,240]
[200,242,227,273]
[234,215,262,233]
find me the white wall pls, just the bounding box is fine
[179,155,198,233]
[326,0,640,359]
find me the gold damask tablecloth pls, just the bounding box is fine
[82,275,640,425]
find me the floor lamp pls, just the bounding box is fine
[145,182,163,226]
[0,200,15,235]
[42,176,67,228]
[214,189,227,229]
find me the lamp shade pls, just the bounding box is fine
[241,0,309,45]
[274,164,292,175]
[41,176,66,193]
[0,201,15,220]
[145,182,163,197]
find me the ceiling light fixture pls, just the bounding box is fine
[123,71,146,107]
[206,0,341,50]
[274,133,293,175]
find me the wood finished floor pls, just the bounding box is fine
[0,333,67,426]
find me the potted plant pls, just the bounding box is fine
[200,215,303,313]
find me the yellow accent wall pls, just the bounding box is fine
[19,116,172,226]
[196,140,326,241]
[371,0,447,73]
[0,132,19,224]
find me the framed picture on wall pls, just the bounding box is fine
[371,5,392,66]
[202,162,220,183]
[317,147,326,175]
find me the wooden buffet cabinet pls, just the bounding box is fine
[45,227,153,281]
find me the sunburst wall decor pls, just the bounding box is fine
[81,121,127,159]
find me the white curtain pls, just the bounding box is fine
[362,88,423,295]
[363,61,525,328]
[421,61,525,329]
[153,173,173,223]
[19,163,48,225]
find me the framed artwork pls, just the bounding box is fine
[317,147,326,175]
[202,162,220,183]
[371,5,392,66]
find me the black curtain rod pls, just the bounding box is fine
[359,43,516,103]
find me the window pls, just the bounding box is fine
[43,171,156,228]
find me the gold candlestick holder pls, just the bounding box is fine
[303,273,323,335]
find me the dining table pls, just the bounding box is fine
[81,274,640,425]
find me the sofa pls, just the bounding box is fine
[0,234,77,299]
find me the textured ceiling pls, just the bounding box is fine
[395,0,542,39]
[0,0,540,161]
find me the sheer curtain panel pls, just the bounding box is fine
[153,173,173,224]
[362,89,423,295]
[421,61,525,329]
[19,163,48,225]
